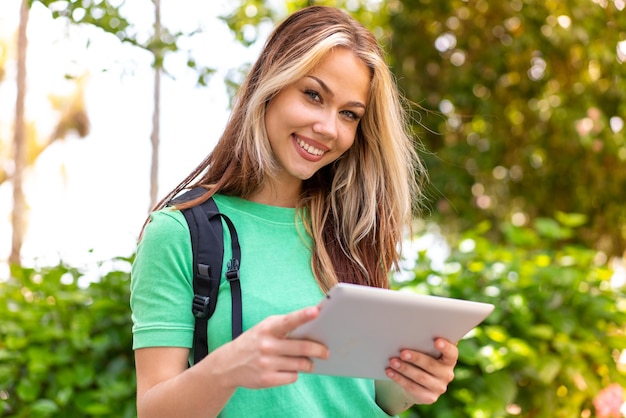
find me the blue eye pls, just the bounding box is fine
[341,110,361,122]
[304,89,322,102]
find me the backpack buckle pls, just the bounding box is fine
[226,259,240,281]
[192,295,211,318]
[198,263,211,279]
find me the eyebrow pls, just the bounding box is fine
[307,75,366,109]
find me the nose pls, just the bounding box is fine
[312,110,338,140]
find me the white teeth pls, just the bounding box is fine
[296,137,324,156]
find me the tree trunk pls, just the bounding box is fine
[149,0,161,210]
[10,0,29,265]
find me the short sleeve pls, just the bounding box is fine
[130,209,195,349]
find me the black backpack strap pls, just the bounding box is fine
[214,213,243,341]
[171,189,242,365]
[183,202,222,365]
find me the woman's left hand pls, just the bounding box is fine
[384,338,458,405]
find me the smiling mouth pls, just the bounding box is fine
[295,136,325,156]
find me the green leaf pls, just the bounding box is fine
[534,218,573,240]
[16,378,40,402]
[536,356,562,384]
[555,211,588,228]
[527,324,555,340]
[484,370,518,404]
[30,399,60,416]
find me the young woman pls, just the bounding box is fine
[131,5,458,417]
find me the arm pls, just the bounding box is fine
[375,338,458,415]
[135,306,329,418]
[136,346,233,418]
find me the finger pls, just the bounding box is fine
[259,370,300,388]
[277,338,329,360]
[396,350,438,376]
[393,350,454,385]
[433,338,458,366]
[385,366,441,405]
[271,353,316,373]
[388,354,439,388]
[270,306,320,337]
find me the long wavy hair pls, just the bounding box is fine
[148,5,424,292]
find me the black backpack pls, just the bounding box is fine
[169,188,243,365]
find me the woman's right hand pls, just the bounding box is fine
[136,305,328,418]
[212,305,329,390]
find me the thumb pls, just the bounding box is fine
[272,306,319,338]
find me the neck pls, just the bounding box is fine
[249,180,302,208]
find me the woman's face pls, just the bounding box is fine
[264,48,371,189]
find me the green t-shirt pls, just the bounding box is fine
[131,194,394,417]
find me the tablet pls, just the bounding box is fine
[288,283,495,380]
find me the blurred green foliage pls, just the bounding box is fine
[1,216,624,416]
[395,215,626,417]
[387,0,626,256]
[0,260,135,417]
[227,0,626,256]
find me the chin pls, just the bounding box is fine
[289,166,321,181]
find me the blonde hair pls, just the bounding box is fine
[152,6,424,291]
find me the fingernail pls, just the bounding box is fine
[401,352,411,361]
[386,369,395,378]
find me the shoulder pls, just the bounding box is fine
[136,209,191,262]
[132,208,193,289]
[142,208,188,241]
